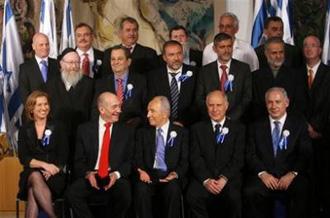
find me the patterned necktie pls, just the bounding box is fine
[116,78,124,103]
[82,53,90,76]
[215,123,221,144]
[154,128,167,171]
[272,121,281,156]
[98,122,111,178]
[308,69,314,89]
[40,60,48,82]
[220,65,228,91]
[170,73,179,120]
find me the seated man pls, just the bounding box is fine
[134,96,188,218]
[244,87,313,218]
[66,92,134,218]
[186,90,245,218]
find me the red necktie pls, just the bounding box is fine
[98,122,111,178]
[308,69,314,89]
[220,65,228,91]
[116,78,124,102]
[82,53,90,76]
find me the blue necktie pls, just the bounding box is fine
[215,123,221,144]
[170,73,179,120]
[272,121,281,156]
[40,60,48,82]
[155,128,167,171]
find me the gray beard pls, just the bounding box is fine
[61,70,83,87]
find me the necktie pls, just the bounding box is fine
[220,65,228,91]
[40,60,48,82]
[116,78,124,102]
[155,128,167,171]
[98,122,111,178]
[308,69,314,89]
[170,73,179,120]
[272,121,281,156]
[82,53,90,76]
[215,123,221,144]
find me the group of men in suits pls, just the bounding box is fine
[16,11,330,218]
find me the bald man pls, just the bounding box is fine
[66,92,134,218]
[19,33,60,104]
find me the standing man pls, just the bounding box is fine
[19,33,59,104]
[255,16,302,68]
[134,96,188,218]
[93,45,147,127]
[148,40,198,126]
[47,48,94,166]
[244,87,312,218]
[66,92,134,218]
[196,32,252,121]
[301,34,330,217]
[187,90,245,218]
[75,23,104,79]
[101,16,159,76]
[202,12,259,71]
[252,37,307,119]
[169,25,202,68]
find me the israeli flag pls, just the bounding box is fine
[60,0,75,52]
[251,0,268,48]
[39,0,58,58]
[272,0,294,45]
[0,0,24,153]
[323,0,330,65]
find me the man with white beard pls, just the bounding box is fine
[47,48,94,169]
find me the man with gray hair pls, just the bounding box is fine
[244,87,312,218]
[134,96,188,218]
[202,12,259,71]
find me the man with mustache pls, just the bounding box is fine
[252,37,307,119]
[148,40,198,126]
[46,48,94,167]
[75,23,104,79]
[195,32,252,122]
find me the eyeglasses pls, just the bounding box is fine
[62,60,80,65]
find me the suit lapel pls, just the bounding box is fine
[261,119,276,160]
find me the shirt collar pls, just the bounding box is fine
[157,120,170,133]
[76,47,93,57]
[306,60,321,74]
[167,65,183,75]
[211,117,226,129]
[269,113,287,126]
[35,55,48,64]
[217,59,231,69]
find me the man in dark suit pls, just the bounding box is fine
[195,32,252,121]
[75,23,104,79]
[93,45,147,127]
[244,87,312,218]
[148,40,198,126]
[101,16,159,76]
[301,35,330,217]
[254,16,302,68]
[252,37,307,119]
[186,90,245,218]
[19,33,59,104]
[66,92,134,218]
[169,25,202,68]
[134,96,188,218]
[46,48,94,167]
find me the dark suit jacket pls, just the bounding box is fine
[74,121,134,179]
[46,76,94,142]
[147,64,198,125]
[93,72,147,125]
[135,123,189,182]
[299,63,330,133]
[255,43,303,68]
[246,114,312,178]
[195,59,252,121]
[190,119,245,184]
[101,43,159,76]
[252,64,307,119]
[189,48,203,68]
[92,48,104,79]
[19,57,59,103]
